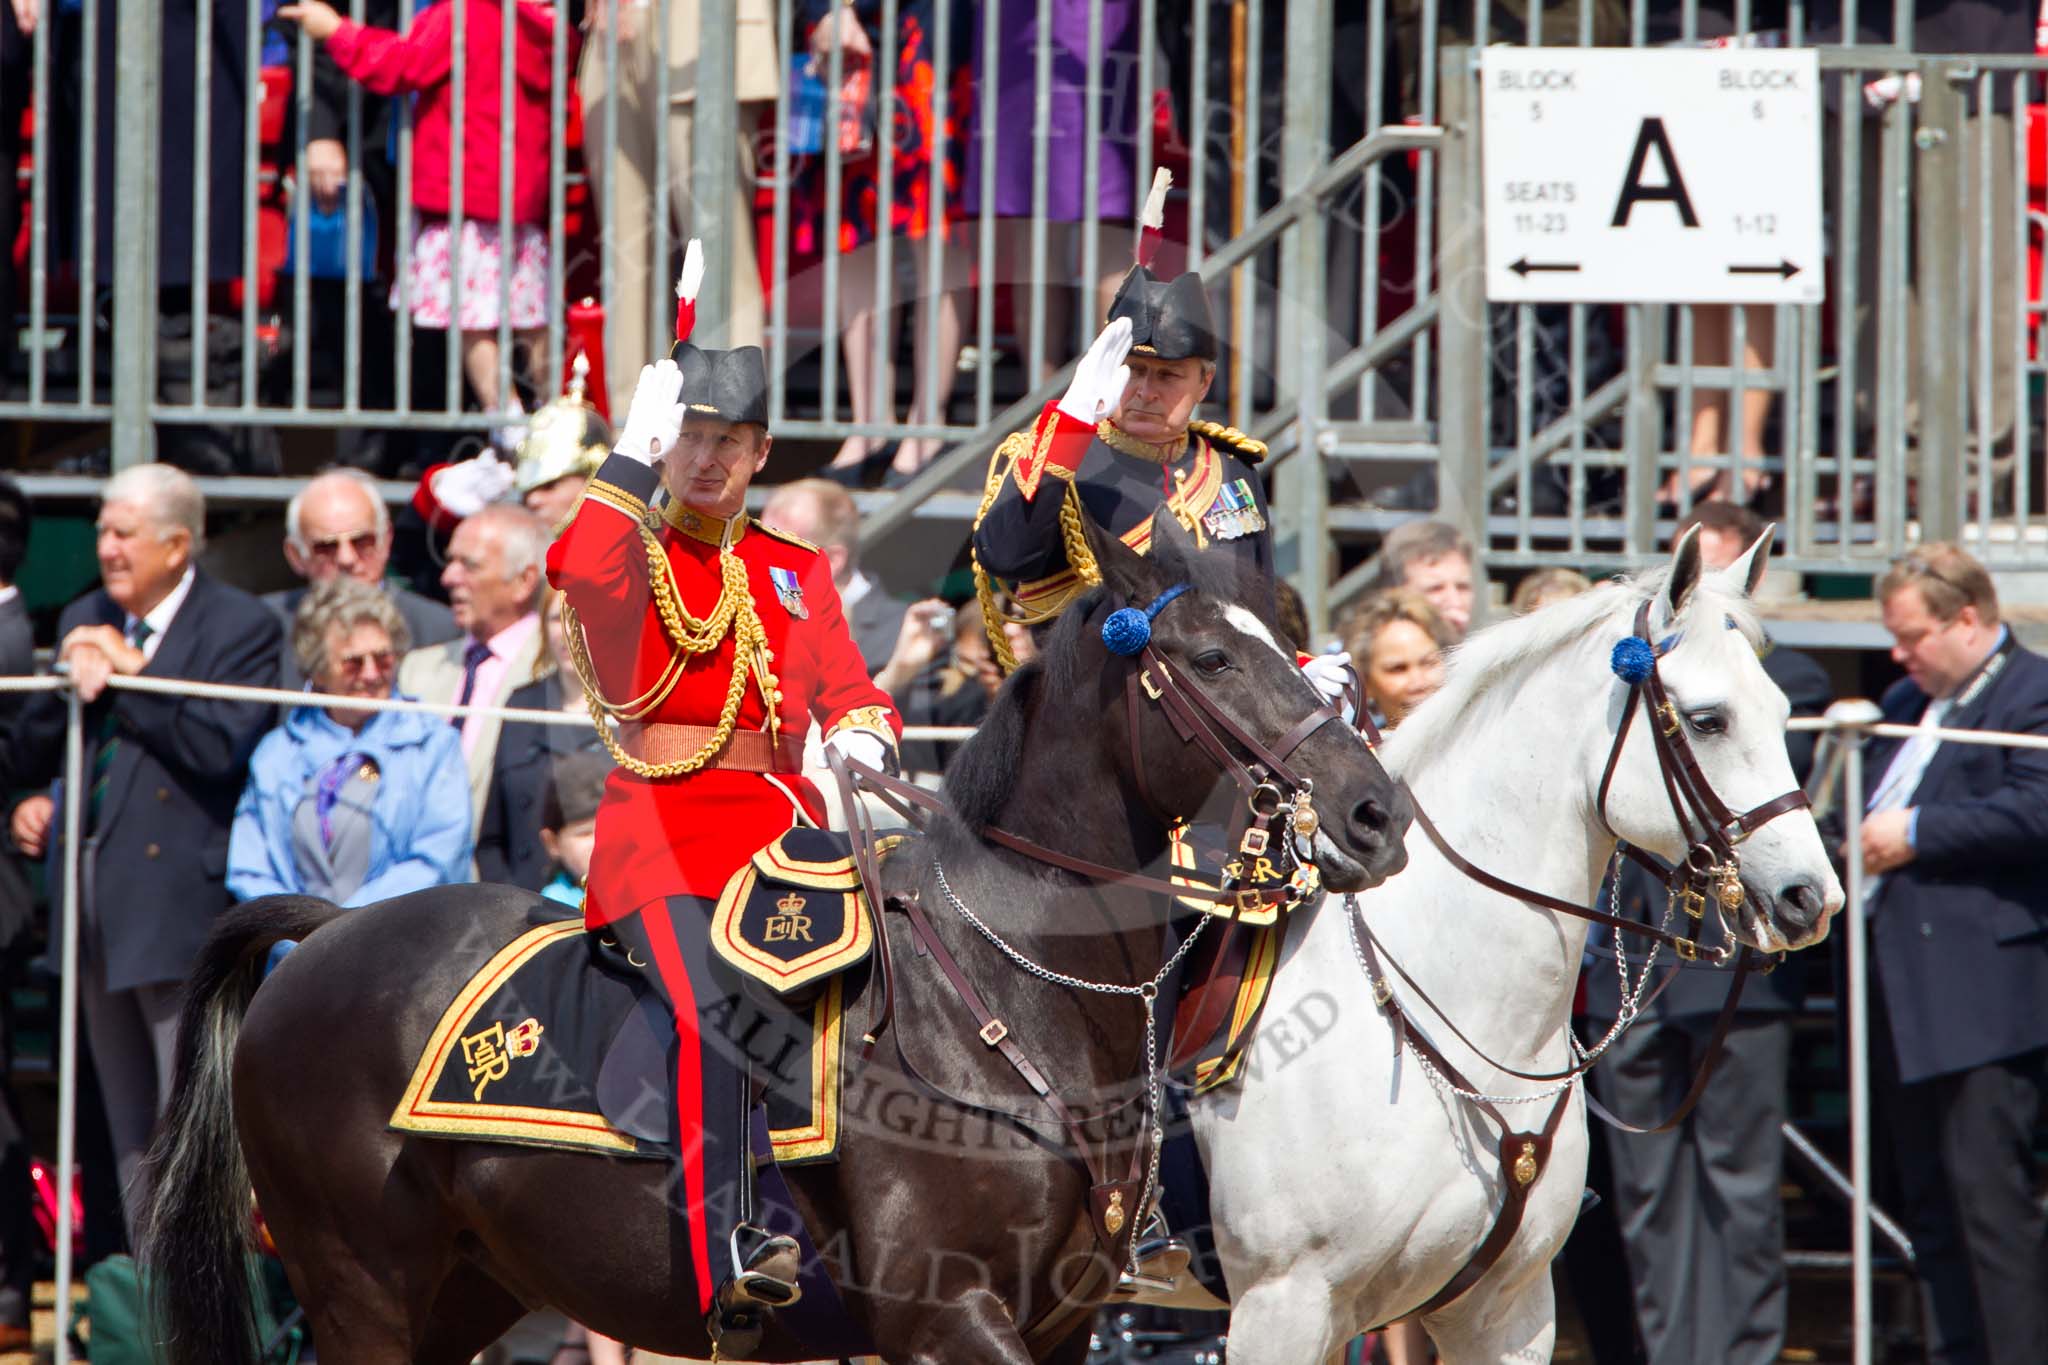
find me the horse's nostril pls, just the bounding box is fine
[1353,799,1388,835]
[1779,880,1825,931]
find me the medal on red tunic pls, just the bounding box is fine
[769,565,808,619]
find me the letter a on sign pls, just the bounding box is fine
[1610,118,1699,228]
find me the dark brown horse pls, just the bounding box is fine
[140,513,1411,1364]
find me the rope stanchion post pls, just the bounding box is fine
[52,670,84,1365]
[1825,697,1883,1365]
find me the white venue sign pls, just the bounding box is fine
[1480,46,1823,305]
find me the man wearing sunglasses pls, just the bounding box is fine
[264,469,460,691]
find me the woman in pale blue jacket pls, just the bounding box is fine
[229,578,473,905]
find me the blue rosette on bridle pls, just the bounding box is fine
[1610,635,1656,684]
[1102,584,1192,656]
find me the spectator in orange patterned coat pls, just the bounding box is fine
[545,343,898,1344]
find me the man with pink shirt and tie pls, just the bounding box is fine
[397,504,548,827]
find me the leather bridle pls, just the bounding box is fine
[855,588,1348,917]
[1593,598,1813,958]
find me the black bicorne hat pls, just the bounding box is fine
[673,342,770,427]
[1105,265,1218,362]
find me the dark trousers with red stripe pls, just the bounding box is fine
[611,895,760,1315]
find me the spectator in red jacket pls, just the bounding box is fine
[280,0,578,427]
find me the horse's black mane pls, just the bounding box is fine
[943,590,1103,832]
[942,538,1275,833]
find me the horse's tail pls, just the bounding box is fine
[141,895,344,1365]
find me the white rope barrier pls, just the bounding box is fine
[1,671,976,743]
[13,666,2029,1365]
[1791,711,2048,751]
[101,670,602,727]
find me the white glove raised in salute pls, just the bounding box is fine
[1056,315,1134,426]
[429,451,518,519]
[614,358,690,467]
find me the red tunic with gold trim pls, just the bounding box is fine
[546,452,899,922]
[971,402,1272,623]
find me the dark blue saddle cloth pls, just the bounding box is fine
[388,906,667,1158]
[390,899,853,1164]
[389,899,875,1355]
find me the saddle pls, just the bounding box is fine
[387,884,879,1359]
[388,829,884,1168]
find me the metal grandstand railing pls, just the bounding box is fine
[9,2,2048,616]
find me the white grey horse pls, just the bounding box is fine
[1157,528,1843,1364]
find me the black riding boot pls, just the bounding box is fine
[609,903,804,1357]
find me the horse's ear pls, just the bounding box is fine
[1082,506,1159,602]
[1147,508,1201,586]
[1664,523,1704,618]
[1722,523,1777,598]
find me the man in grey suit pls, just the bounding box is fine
[1858,543,2048,1365]
[1,465,280,1236]
[397,504,547,827]
[760,478,909,675]
[265,468,459,691]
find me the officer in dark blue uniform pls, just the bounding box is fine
[971,264,1276,667]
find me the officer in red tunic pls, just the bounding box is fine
[546,343,899,1338]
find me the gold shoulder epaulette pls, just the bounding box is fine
[1189,419,1268,465]
[751,519,820,553]
[979,429,1034,524]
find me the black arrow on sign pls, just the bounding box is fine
[1510,257,1582,277]
[1727,260,1801,279]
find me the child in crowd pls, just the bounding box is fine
[279,0,575,432]
[536,746,607,912]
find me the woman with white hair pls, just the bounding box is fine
[228,577,472,904]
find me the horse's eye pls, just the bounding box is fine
[1193,649,1231,676]
[1686,710,1726,737]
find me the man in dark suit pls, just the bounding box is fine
[477,670,603,892]
[760,478,909,675]
[264,468,459,692]
[1583,501,1833,1365]
[0,479,36,1346]
[0,464,281,1237]
[1856,543,2048,1365]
